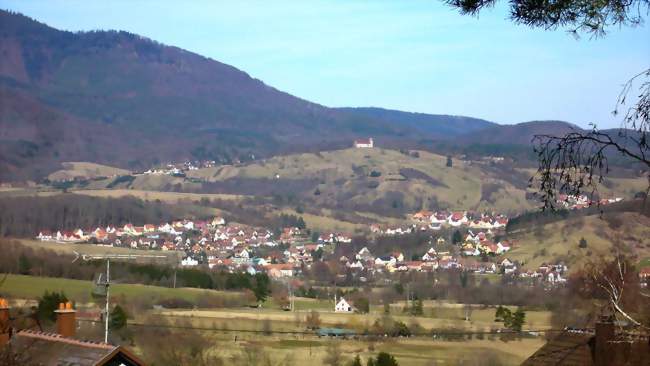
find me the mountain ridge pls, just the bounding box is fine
[0,10,596,181]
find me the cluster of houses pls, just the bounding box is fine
[35,211,568,286]
[336,244,567,284]
[368,210,508,236]
[139,160,217,176]
[556,194,623,210]
[35,218,355,278]
[412,210,508,230]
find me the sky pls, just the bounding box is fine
[2,0,648,128]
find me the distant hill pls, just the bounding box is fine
[337,107,496,137]
[456,121,581,145]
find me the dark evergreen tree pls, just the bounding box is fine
[110,304,128,330]
[37,291,68,322]
[375,352,399,366]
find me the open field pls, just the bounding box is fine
[159,304,552,333]
[146,306,548,365]
[0,275,547,364]
[48,162,130,181]
[137,331,544,366]
[72,188,245,202]
[0,274,236,304]
[16,239,182,264]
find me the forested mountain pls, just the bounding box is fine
[0,10,628,182]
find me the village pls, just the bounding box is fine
[35,207,570,286]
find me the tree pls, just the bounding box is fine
[510,308,526,332]
[494,305,509,322]
[312,247,324,261]
[350,355,363,366]
[356,297,370,313]
[37,291,68,322]
[444,0,648,36]
[367,358,376,366]
[444,0,650,209]
[252,273,271,303]
[464,303,474,321]
[323,342,344,366]
[305,310,321,329]
[110,305,128,331]
[375,352,399,366]
[452,230,462,245]
[446,155,453,167]
[311,231,320,242]
[18,254,31,275]
[495,306,526,331]
[411,298,424,316]
[571,254,649,329]
[579,237,588,248]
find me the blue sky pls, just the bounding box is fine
[2,0,648,128]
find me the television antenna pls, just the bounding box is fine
[73,252,168,343]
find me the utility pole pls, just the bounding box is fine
[75,252,167,344]
[104,259,110,343]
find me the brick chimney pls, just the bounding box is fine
[594,316,615,366]
[54,302,76,338]
[0,298,10,347]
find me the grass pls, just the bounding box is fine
[159,303,552,333]
[17,239,181,264]
[0,274,234,304]
[72,188,245,202]
[0,274,547,365]
[639,257,650,268]
[48,162,129,181]
[147,308,547,365]
[506,211,650,271]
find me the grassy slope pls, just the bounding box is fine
[47,162,130,181]
[16,239,182,264]
[73,189,244,202]
[506,212,650,271]
[0,274,231,303]
[190,148,645,215]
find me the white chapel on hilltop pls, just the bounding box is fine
[354,138,374,148]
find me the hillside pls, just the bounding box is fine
[0,10,500,181]
[505,209,650,271]
[44,148,647,221]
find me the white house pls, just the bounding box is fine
[353,138,374,148]
[448,212,469,227]
[496,241,511,254]
[181,257,199,267]
[37,231,53,241]
[335,297,354,312]
[348,261,364,270]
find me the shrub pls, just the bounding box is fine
[578,237,588,248]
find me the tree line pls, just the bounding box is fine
[0,194,199,237]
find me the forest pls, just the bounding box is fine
[0,194,202,237]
